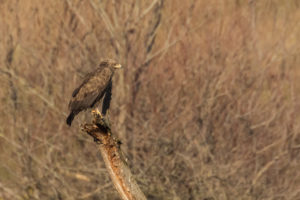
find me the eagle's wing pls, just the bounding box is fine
[72,71,95,97]
[68,67,113,111]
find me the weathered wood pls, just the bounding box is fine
[81,112,147,200]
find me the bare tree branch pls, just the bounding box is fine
[81,112,147,200]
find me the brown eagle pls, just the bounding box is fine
[66,59,122,126]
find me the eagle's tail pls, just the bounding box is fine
[66,112,75,126]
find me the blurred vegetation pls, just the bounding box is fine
[0,0,300,199]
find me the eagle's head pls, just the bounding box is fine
[100,59,122,70]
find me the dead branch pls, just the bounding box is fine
[81,112,147,200]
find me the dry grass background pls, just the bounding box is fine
[0,0,300,199]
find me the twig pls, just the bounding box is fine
[81,112,147,200]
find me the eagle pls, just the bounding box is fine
[66,59,122,126]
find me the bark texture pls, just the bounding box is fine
[82,112,147,200]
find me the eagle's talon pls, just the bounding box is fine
[91,108,103,119]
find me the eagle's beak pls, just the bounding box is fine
[114,64,122,69]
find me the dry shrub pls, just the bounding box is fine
[0,0,299,199]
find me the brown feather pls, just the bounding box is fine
[66,59,121,126]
